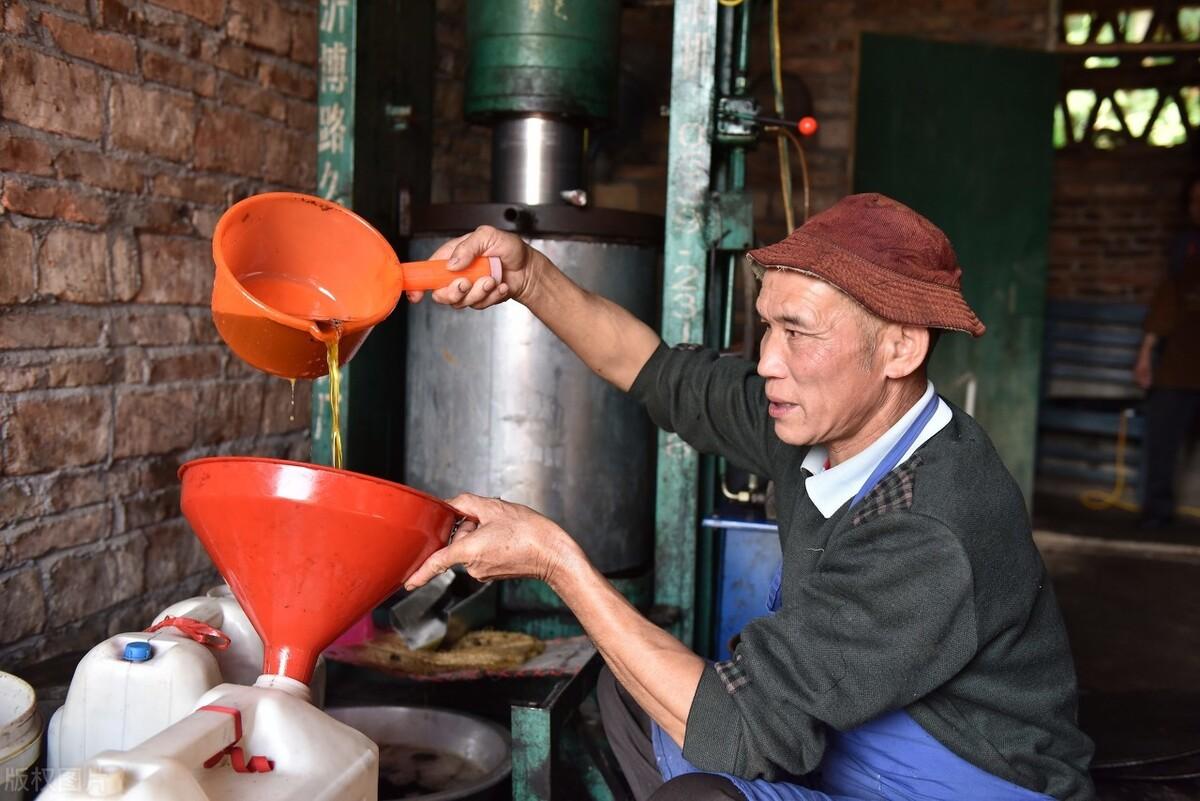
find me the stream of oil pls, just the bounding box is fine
[324,335,343,470]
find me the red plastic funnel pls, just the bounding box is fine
[179,457,469,684]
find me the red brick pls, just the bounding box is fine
[0,479,41,526]
[227,0,290,55]
[122,487,179,530]
[98,0,189,51]
[3,392,111,474]
[110,309,193,345]
[106,457,180,497]
[0,134,56,176]
[146,348,223,382]
[141,49,216,97]
[286,98,316,132]
[0,309,105,349]
[190,207,221,238]
[264,129,315,187]
[0,43,103,140]
[122,348,149,383]
[0,366,41,392]
[290,9,317,66]
[5,506,111,567]
[191,311,220,343]
[151,173,228,205]
[3,2,32,35]
[147,0,226,26]
[197,380,265,442]
[128,198,194,235]
[144,519,212,586]
[257,60,316,100]
[0,569,46,643]
[114,387,195,457]
[2,182,108,224]
[0,357,106,393]
[43,470,111,516]
[197,37,259,79]
[224,352,264,379]
[47,354,118,387]
[136,234,212,304]
[41,0,89,13]
[111,233,141,301]
[109,82,195,162]
[194,107,267,175]
[46,537,147,619]
[97,0,137,31]
[55,148,144,193]
[218,74,287,121]
[39,227,110,302]
[40,13,137,73]
[0,223,35,304]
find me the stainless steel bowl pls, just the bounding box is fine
[327,706,511,801]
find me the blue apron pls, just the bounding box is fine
[651,396,1055,801]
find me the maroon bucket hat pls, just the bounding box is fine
[747,193,986,337]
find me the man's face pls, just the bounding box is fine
[755,270,888,447]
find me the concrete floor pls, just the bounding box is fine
[1036,500,1200,800]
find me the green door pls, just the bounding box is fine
[853,33,1059,504]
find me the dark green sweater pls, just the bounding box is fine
[630,344,1095,801]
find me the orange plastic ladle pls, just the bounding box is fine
[210,192,499,379]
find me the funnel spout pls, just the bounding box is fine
[254,673,312,701]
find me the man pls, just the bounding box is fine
[1133,176,1200,530]
[405,193,1095,800]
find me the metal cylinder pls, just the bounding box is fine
[465,0,620,121]
[404,234,658,575]
[491,116,585,204]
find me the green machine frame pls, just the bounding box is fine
[315,0,753,797]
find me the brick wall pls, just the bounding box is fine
[1050,149,1193,303]
[0,0,316,670]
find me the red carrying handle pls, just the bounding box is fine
[146,615,232,650]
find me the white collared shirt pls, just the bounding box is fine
[799,381,952,519]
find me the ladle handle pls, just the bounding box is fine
[400,256,501,292]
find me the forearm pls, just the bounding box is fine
[550,545,704,746]
[1138,332,1158,358]
[520,251,662,392]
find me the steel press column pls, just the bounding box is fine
[655,0,718,646]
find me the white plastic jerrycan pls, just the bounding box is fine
[38,679,377,801]
[46,586,328,774]
[45,627,222,774]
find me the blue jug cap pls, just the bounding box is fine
[123,641,153,662]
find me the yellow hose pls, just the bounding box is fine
[769,0,794,233]
[767,125,811,223]
[1079,407,1200,518]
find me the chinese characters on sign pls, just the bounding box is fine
[317,0,354,206]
